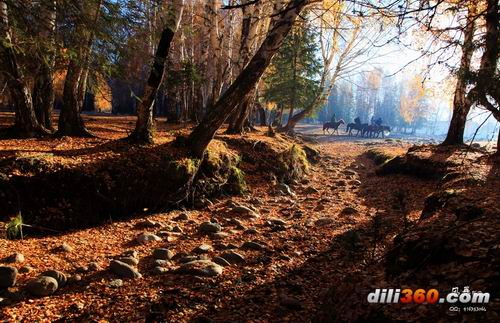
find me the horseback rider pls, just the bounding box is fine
[375,117,383,126]
[354,117,361,125]
[330,113,336,124]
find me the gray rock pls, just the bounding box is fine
[343,169,357,176]
[136,232,161,244]
[221,251,246,264]
[212,257,231,267]
[153,259,171,267]
[231,206,260,219]
[118,256,139,266]
[193,244,212,254]
[151,266,168,275]
[152,248,174,260]
[315,217,334,226]
[5,252,24,263]
[199,221,222,233]
[109,260,142,279]
[19,266,34,274]
[172,225,183,233]
[210,232,229,240]
[304,186,319,194]
[340,207,358,216]
[175,213,189,221]
[0,266,17,288]
[108,279,123,288]
[241,241,265,251]
[88,262,101,271]
[177,256,198,264]
[244,228,258,234]
[60,242,73,252]
[122,250,138,258]
[349,180,362,186]
[138,219,161,228]
[267,218,287,226]
[174,260,223,277]
[42,270,67,287]
[26,276,58,296]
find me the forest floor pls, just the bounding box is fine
[0,113,498,322]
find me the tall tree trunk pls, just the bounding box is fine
[32,0,56,130]
[442,2,477,146]
[226,0,263,134]
[128,0,184,143]
[57,0,103,136]
[0,0,47,137]
[187,0,308,158]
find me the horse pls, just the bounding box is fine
[323,119,345,135]
[347,122,368,136]
[375,125,391,138]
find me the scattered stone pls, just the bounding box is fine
[228,218,242,226]
[153,259,170,267]
[118,256,139,266]
[193,244,212,254]
[244,228,258,234]
[343,169,357,176]
[315,217,334,226]
[152,248,174,260]
[108,279,123,288]
[70,274,82,283]
[340,207,358,216]
[267,218,287,226]
[231,205,260,219]
[199,221,222,234]
[88,262,101,271]
[172,225,183,233]
[175,213,189,221]
[26,276,58,296]
[59,242,73,253]
[138,219,161,228]
[42,270,67,287]
[174,260,223,277]
[314,204,325,211]
[210,217,218,223]
[471,143,481,148]
[211,232,230,240]
[212,257,231,267]
[0,266,17,288]
[19,266,33,274]
[177,256,198,264]
[221,251,246,265]
[5,252,24,263]
[109,260,142,279]
[304,186,319,194]
[241,241,265,251]
[136,232,161,244]
[151,266,168,275]
[349,180,362,186]
[122,250,138,258]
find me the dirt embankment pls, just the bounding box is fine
[0,133,312,233]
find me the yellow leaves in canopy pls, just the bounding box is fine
[265,101,277,110]
[94,73,112,113]
[399,74,429,124]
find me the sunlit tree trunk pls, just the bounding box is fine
[57,0,103,136]
[0,0,47,137]
[442,2,477,146]
[187,0,308,157]
[128,0,184,143]
[32,0,56,130]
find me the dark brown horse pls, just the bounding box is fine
[323,119,345,135]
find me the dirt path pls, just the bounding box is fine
[0,140,436,322]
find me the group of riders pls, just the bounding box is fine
[323,114,391,138]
